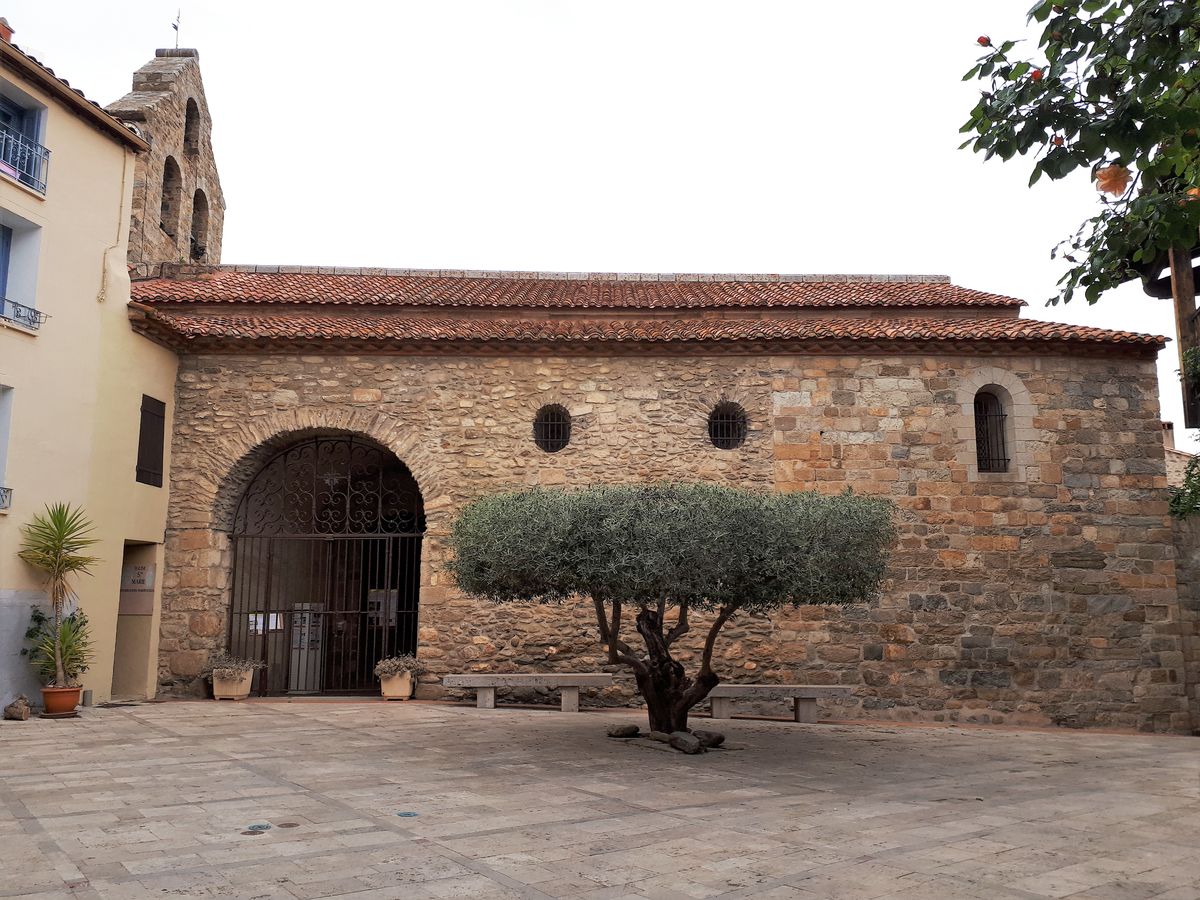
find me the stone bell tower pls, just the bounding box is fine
[107,49,225,274]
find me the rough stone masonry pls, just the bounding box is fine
[151,345,1192,733]
[107,49,225,272]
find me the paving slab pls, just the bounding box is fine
[0,700,1197,899]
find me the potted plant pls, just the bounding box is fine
[374,654,425,700]
[18,503,99,717]
[23,608,94,716]
[205,653,265,700]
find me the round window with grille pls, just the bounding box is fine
[708,401,748,450]
[533,404,572,452]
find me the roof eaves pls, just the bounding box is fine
[131,262,957,284]
[0,41,149,152]
[127,306,1167,356]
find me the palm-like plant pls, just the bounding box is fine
[18,504,99,687]
[25,608,94,685]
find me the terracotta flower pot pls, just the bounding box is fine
[380,671,413,700]
[41,686,81,716]
[212,670,255,700]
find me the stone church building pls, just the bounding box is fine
[116,52,1196,733]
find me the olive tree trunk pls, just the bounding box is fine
[597,602,733,734]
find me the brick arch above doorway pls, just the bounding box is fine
[169,407,448,535]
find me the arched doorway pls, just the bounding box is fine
[228,435,424,695]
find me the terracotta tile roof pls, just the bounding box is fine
[128,307,1167,354]
[130,268,1026,311]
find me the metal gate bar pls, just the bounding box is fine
[228,533,422,695]
[224,436,425,696]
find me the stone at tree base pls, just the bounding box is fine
[669,731,704,754]
[606,724,640,738]
[4,695,31,721]
[692,728,725,748]
[646,730,671,743]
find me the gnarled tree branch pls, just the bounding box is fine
[592,595,611,647]
[700,603,737,676]
[592,595,644,672]
[665,600,690,646]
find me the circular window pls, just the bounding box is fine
[533,404,572,453]
[708,401,748,450]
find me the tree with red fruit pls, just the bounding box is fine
[961,0,1200,423]
[962,1,1199,305]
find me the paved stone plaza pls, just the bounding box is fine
[2,701,1198,899]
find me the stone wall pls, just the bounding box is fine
[1165,448,1194,487]
[156,350,1194,732]
[770,355,1187,732]
[1170,519,1200,731]
[107,49,224,270]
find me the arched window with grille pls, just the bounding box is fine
[974,389,1009,473]
[533,404,571,452]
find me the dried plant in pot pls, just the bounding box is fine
[205,653,265,701]
[18,504,99,718]
[373,655,426,700]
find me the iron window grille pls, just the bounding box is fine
[533,404,572,452]
[0,297,47,330]
[974,391,1010,473]
[0,486,10,511]
[708,401,748,450]
[0,121,49,195]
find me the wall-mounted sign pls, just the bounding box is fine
[118,562,156,615]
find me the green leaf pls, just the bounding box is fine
[960,0,1200,305]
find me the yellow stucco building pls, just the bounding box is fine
[0,26,192,703]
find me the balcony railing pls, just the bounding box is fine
[0,296,47,330]
[0,486,11,511]
[0,121,49,194]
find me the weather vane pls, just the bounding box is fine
[172,10,181,49]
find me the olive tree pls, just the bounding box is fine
[447,483,895,734]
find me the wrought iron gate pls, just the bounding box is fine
[227,436,424,695]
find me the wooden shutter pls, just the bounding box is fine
[136,395,166,487]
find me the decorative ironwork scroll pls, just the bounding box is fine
[234,437,424,536]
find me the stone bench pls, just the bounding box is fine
[707,684,852,723]
[442,673,614,712]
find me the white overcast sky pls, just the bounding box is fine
[11,1,1196,450]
